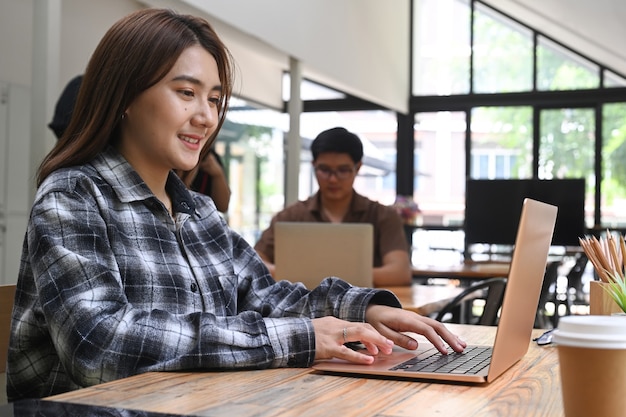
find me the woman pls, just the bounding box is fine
[180,147,231,213]
[7,8,465,401]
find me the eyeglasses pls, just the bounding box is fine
[314,165,356,180]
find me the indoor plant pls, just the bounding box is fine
[604,271,626,314]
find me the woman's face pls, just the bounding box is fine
[119,45,222,181]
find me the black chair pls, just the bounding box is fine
[535,260,563,329]
[434,278,507,326]
[565,253,589,310]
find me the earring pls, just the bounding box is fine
[121,112,127,120]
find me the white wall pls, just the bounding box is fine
[0,0,142,283]
[0,1,34,86]
[0,1,35,284]
[0,0,141,110]
[59,0,141,87]
[0,83,30,285]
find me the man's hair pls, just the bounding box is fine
[310,127,363,164]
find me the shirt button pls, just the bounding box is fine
[190,282,198,292]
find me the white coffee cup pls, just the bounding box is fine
[553,315,626,417]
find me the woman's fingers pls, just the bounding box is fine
[365,305,467,354]
[342,325,394,355]
[312,305,469,366]
[408,318,467,353]
[312,317,394,363]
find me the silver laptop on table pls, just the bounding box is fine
[274,222,374,289]
[313,198,557,384]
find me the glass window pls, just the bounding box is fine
[222,98,286,245]
[604,70,626,88]
[472,3,533,93]
[413,111,466,226]
[539,108,595,228]
[602,103,626,227]
[470,106,532,179]
[412,0,471,96]
[409,0,626,247]
[413,151,422,192]
[539,108,595,179]
[537,36,600,91]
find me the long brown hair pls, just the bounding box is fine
[37,8,234,186]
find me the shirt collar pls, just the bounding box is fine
[92,147,195,215]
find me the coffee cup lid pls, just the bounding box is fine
[553,315,626,349]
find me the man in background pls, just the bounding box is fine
[254,127,412,287]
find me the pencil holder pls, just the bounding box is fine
[589,281,623,315]
[579,232,626,315]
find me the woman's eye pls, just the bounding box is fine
[180,90,195,98]
[209,97,221,105]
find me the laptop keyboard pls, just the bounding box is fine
[389,346,492,375]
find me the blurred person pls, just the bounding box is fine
[180,147,230,212]
[48,75,83,140]
[254,127,412,287]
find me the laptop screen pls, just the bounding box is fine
[274,222,374,289]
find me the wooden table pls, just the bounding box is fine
[47,324,563,417]
[412,261,510,285]
[386,284,464,316]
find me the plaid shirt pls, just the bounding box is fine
[7,147,400,400]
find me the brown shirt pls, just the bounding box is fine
[254,191,409,267]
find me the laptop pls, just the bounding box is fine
[274,222,374,289]
[313,198,557,384]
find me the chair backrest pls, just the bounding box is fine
[435,278,507,326]
[538,260,561,306]
[0,284,16,373]
[566,253,588,295]
[535,260,561,328]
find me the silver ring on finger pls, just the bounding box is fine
[343,327,348,343]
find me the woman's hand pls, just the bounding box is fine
[311,316,394,364]
[365,305,467,354]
